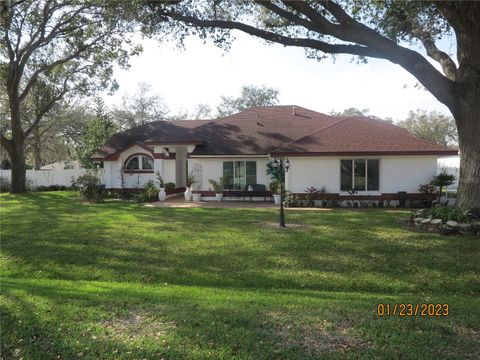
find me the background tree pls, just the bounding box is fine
[330,107,371,117]
[144,1,480,208]
[330,107,393,123]
[113,82,169,129]
[397,110,458,147]
[216,84,279,117]
[192,103,213,119]
[76,97,117,169]
[0,0,140,192]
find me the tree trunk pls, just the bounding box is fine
[10,137,27,193]
[454,102,480,209]
[453,16,480,209]
[9,99,27,193]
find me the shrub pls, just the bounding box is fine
[305,186,318,207]
[430,170,455,199]
[76,172,103,202]
[135,181,158,203]
[420,207,472,223]
[165,182,175,191]
[35,185,70,192]
[284,192,301,207]
[0,177,11,193]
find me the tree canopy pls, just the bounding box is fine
[0,0,141,191]
[397,110,458,147]
[217,84,280,117]
[113,82,169,129]
[140,0,480,208]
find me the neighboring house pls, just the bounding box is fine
[41,160,83,170]
[91,106,457,200]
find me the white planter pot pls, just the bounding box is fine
[184,187,192,201]
[273,194,281,205]
[192,193,201,202]
[215,193,223,201]
[158,188,166,202]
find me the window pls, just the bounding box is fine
[340,159,379,191]
[223,161,257,190]
[125,155,154,172]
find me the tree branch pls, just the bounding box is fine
[163,4,458,112]
[0,132,13,155]
[410,28,457,80]
[164,11,385,57]
[24,76,71,139]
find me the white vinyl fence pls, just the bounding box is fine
[0,169,104,188]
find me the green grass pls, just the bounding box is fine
[1,191,479,359]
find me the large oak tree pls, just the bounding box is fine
[143,0,479,208]
[0,0,140,192]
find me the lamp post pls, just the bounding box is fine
[273,157,290,228]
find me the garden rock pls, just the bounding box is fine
[458,223,472,234]
[446,220,459,228]
[420,218,431,225]
[430,219,442,226]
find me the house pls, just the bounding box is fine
[41,160,83,170]
[91,105,457,201]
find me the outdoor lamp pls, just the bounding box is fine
[284,158,290,171]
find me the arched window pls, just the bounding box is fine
[124,154,154,172]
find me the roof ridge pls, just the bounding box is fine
[271,116,351,153]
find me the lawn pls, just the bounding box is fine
[1,191,479,359]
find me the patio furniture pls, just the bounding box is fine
[242,184,269,202]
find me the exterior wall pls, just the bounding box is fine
[287,157,340,193]
[288,155,438,194]
[380,156,437,193]
[187,157,271,191]
[105,145,155,189]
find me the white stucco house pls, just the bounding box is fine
[91,105,457,201]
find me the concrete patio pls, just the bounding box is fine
[145,196,276,209]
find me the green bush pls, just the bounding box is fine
[165,182,175,191]
[284,192,302,207]
[135,181,158,203]
[76,172,103,202]
[0,177,11,193]
[421,207,472,223]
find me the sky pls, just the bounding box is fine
[103,30,455,122]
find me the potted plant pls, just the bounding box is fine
[208,178,224,201]
[156,171,166,201]
[192,188,202,202]
[184,174,195,201]
[270,180,281,205]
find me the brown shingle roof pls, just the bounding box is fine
[90,120,209,159]
[190,106,341,155]
[270,116,457,156]
[91,106,457,159]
